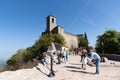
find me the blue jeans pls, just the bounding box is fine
[95,58,101,74]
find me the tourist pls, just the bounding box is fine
[42,52,51,70]
[63,48,66,62]
[87,50,101,74]
[81,48,88,70]
[65,50,69,62]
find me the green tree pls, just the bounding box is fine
[38,33,54,51]
[53,33,66,45]
[7,33,65,68]
[7,49,25,66]
[78,38,89,49]
[37,33,65,51]
[22,48,33,62]
[96,29,120,54]
[7,54,19,66]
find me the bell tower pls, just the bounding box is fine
[46,15,56,32]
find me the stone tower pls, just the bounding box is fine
[46,15,56,32]
[43,15,84,48]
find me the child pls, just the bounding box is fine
[81,49,87,70]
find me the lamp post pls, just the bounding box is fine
[57,50,61,64]
[102,42,105,62]
[47,49,55,77]
[102,42,104,55]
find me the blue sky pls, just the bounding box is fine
[0,0,120,60]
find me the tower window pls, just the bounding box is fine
[52,18,54,23]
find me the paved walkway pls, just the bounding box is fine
[0,55,120,80]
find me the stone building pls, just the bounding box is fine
[44,15,84,49]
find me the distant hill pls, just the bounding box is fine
[0,59,7,68]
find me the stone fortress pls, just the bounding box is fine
[44,15,84,49]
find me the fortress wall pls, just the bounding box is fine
[99,54,120,61]
[62,32,78,48]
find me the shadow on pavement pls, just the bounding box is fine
[64,66,81,69]
[68,69,94,75]
[35,66,48,76]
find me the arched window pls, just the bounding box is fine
[52,18,54,23]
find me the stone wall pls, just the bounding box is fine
[62,32,78,48]
[45,15,82,49]
[99,54,120,61]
